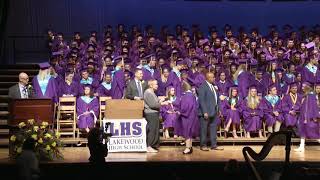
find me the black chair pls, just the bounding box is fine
[242,130,292,180]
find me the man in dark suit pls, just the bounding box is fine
[8,72,33,99]
[197,72,224,151]
[125,69,148,100]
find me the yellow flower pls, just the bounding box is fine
[26,130,31,133]
[10,135,16,142]
[51,142,56,147]
[40,126,46,129]
[45,133,52,139]
[45,145,51,151]
[33,126,39,132]
[31,134,38,140]
[41,121,49,127]
[55,132,60,138]
[35,142,38,147]
[18,122,26,128]
[38,138,43,144]
[17,147,22,153]
[27,119,34,125]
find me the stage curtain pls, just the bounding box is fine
[0,0,10,62]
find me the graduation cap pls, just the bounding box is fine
[87,45,96,52]
[160,64,171,72]
[171,49,179,54]
[124,69,133,78]
[256,68,265,74]
[199,39,209,46]
[180,69,189,74]
[275,68,284,73]
[113,56,124,66]
[39,62,51,70]
[305,42,315,49]
[289,82,298,88]
[248,85,257,90]
[176,59,186,66]
[144,54,156,62]
[52,51,63,56]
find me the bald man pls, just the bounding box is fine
[197,72,224,151]
[8,72,33,99]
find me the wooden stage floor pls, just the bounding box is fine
[1,145,320,164]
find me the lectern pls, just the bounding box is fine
[9,98,54,126]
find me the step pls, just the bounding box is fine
[0,82,17,88]
[0,95,9,103]
[0,75,35,82]
[0,138,9,146]
[0,64,39,70]
[0,111,9,116]
[0,119,8,125]
[0,129,9,135]
[0,88,8,95]
[0,69,39,75]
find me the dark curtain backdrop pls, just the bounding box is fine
[0,0,10,63]
[3,0,319,64]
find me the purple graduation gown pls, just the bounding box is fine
[301,65,320,84]
[166,71,182,97]
[216,80,233,97]
[58,81,79,97]
[281,93,302,127]
[79,77,99,95]
[32,76,58,103]
[96,83,113,97]
[240,99,263,132]
[222,98,242,125]
[261,96,284,126]
[237,72,254,99]
[298,93,320,139]
[160,98,180,129]
[142,67,161,82]
[76,96,99,129]
[157,79,167,96]
[177,91,199,139]
[111,70,125,99]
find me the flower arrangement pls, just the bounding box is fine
[9,119,63,161]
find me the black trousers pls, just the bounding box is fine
[145,112,160,148]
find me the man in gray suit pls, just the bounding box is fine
[197,72,224,151]
[125,69,148,100]
[8,72,33,99]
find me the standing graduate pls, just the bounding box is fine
[241,86,264,138]
[77,85,99,133]
[178,82,199,154]
[301,57,320,84]
[111,56,126,99]
[160,86,180,139]
[253,69,269,97]
[281,82,302,128]
[232,64,253,99]
[32,62,58,102]
[216,71,233,97]
[96,72,113,97]
[142,54,161,81]
[79,68,99,95]
[294,82,320,152]
[58,71,79,97]
[165,59,185,97]
[157,64,171,96]
[223,86,242,138]
[261,84,283,135]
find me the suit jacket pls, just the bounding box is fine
[125,79,148,100]
[197,81,220,117]
[8,84,34,99]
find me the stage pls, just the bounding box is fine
[0,145,320,179]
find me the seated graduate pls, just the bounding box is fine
[281,82,302,128]
[222,86,242,138]
[96,72,113,97]
[79,67,99,95]
[178,81,199,154]
[160,86,180,139]
[261,84,283,135]
[77,85,99,133]
[58,71,79,97]
[241,86,264,138]
[32,62,58,102]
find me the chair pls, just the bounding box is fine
[56,97,78,138]
[99,96,112,126]
[242,130,292,180]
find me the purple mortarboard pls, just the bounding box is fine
[238,59,248,65]
[289,82,298,88]
[181,69,189,74]
[199,39,209,46]
[39,62,51,70]
[275,68,284,73]
[87,45,96,52]
[83,83,93,89]
[294,51,302,55]
[80,67,88,73]
[160,64,171,71]
[192,56,201,62]
[256,68,265,73]
[52,51,63,56]
[305,42,315,49]
[224,49,233,54]
[230,85,238,90]
[124,69,133,77]
[250,60,258,67]
[87,61,98,67]
[113,56,123,66]
[144,54,156,62]
[171,49,179,54]
[315,82,320,86]
[302,81,312,87]
[176,59,186,66]
[249,85,257,90]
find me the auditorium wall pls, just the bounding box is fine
[3,0,319,64]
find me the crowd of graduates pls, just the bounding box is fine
[30,24,320,152]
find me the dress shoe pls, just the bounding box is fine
[183,147,193,154]
[147,146,159,153]
[211,146,224,151]
[200,146,209,151]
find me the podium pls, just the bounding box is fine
[9,98,54,126]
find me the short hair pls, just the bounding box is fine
[147,79,157,88]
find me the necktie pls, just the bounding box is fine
[22,86,28,98]
[137,81,143,98]
[210,84,217,104]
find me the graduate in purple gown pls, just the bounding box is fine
[160,86,180,139]
[283,63,296,84]
[232,64,253,99]
[241,86,264,138]
[281,82,302,128]
[165,59,184,97]
[111,56,126,99]
[58,71,79,97]
[32,62,58,102]
[157,65,170,96]
[261,84,283,134]
[294,82,320,152]
[96,72,112,97]
[79,68,99,95]
[253,69,269,97]
[142,54,161,81]
[216,71,232,97]
[77,85,99,133]
[178,82,199,154]
[301,57,320,84]
[222,86,242,138]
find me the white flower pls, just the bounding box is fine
[18,122,26,128]
[10,135,16,142]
